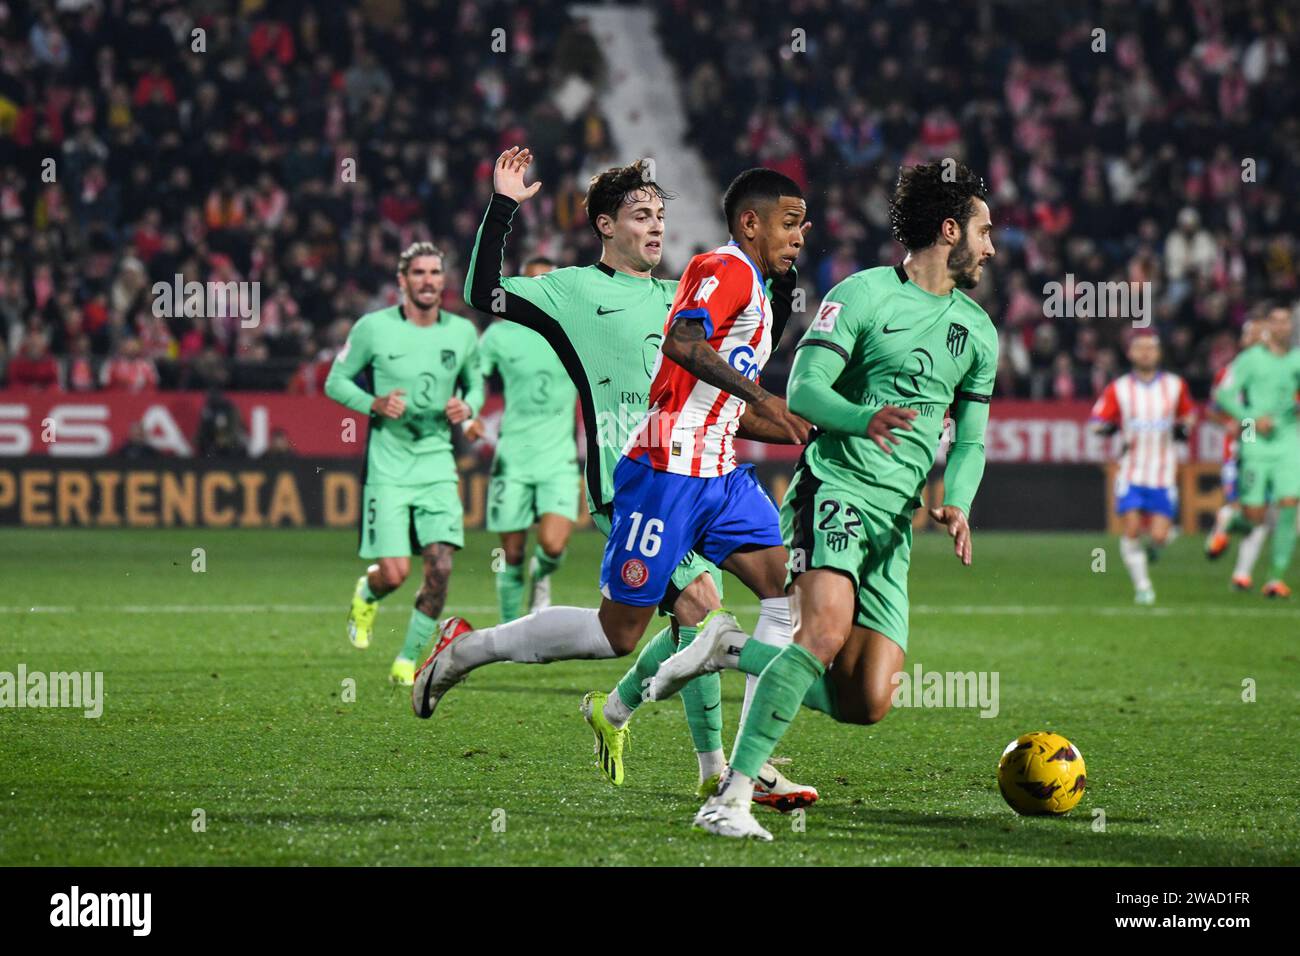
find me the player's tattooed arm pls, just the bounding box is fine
[663,320,804,442]
[662,319,769,405]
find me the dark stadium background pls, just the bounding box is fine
[1,0,1296,532]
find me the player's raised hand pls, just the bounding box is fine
[371,389,406,419]
[867,405,917,453]
[494,146,542,203]
[445,396,472,424]
[929,505,972,566]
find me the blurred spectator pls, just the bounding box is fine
[195,388,248,458]
[7,333,60,390]
[64,334,98,392]
[263,428,295,458]
[119,421,160,459]
[100,338,159,392]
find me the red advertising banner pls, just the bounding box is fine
[0,391,1228,464]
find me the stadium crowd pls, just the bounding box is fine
[1,0,1297,402]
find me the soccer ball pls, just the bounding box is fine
[997,731,1087,815]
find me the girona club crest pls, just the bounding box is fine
[620,558,649,588]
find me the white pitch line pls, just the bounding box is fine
[1,603,1297,619]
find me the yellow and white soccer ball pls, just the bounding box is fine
[997,731,1087,815]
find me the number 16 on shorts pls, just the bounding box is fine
[600,507,677,606]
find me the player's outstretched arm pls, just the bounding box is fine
[786,339,916,451]
[463,146,566,336]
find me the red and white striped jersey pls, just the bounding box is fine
[1090,371,1195,488]
[623,244,772,477]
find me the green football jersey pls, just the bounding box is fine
[324,305,483,485]
[479,319,579,473]
[798,264,998,514]
[499,265,677,512]
[1214,344,1300,457]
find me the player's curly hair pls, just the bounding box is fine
[398,241,444,274]
[889,161,988,252]
[584,160,674,241]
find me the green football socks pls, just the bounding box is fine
[676,625,724,754]
[532,545,563,580]
[496,561,525,622]
[398,608,438,663]
[1271,505,1297,581]
[614,626,676,711]
[730,643,825,779]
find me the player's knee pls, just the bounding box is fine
[537,535,566,558]
[605,625,640,657]
[501,543,525,565]
[378,561,408,590]
[864,696,893,725]
[673,575,718,627]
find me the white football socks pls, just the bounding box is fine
[697,749,725,783]
[452,606,617,673]
[739,596,793,728]
[1212,504,1235,536]
[1119,536,1151,592]
[602,691,635,728]
[715,766,755,805]
[1236,523,1271,580]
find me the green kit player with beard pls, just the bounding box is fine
[436,146,817,810]
[650,161,999,840]
[326,242,483,686]
[474,256,581,622]
[1214,304,1300,598]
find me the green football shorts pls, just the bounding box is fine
[1238,451,1300,508]
[590,509,723,615]
[359,481,463,557]
[781,464,912,652]
[486,471,581,532]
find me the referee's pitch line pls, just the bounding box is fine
[1,603,1297,619]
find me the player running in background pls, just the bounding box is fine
[432,148,815,807]
[1205,318,1274,589]
[1213,304,1300,598]
[472,256,580,622]
[327,242,483,685]
[648,161,997,841]
[1089,332,1196,605]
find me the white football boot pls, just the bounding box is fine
[649,609,744,701]
[694,792,773,841]
[411,617,473,718]
[752,761,819,813]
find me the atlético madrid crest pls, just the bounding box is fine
[621,558,648,588]
[441,349,456,370]
[947,323,969,358]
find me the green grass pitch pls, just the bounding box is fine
[2,527,1297,866]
